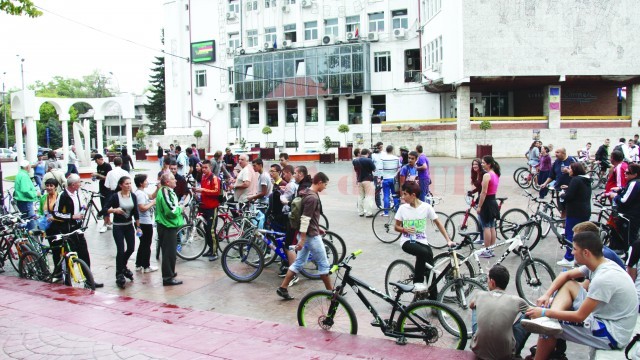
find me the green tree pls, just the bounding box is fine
[147,30,166,135]
[193,129,202,148]
[0,0,42,17]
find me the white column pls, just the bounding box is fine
[61,117,69,168]
[96,118,104,155]
[361,95,373,148]
[278,100,286,149]
[240,102,248,143]
[317,98,326,145]
[82,119,91,166]
[259,101,267,147]
[297,99,305,150]
[24,116,37,163]
[125,118,133,164]
[14,118,24,163]
[629,84,640,128]
[456,85,471,131]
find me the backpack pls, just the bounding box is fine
[614,144,624,154]
[288,196,304,230]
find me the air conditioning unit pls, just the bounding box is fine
[346,31,358,41]
[226,47,234,55]
[367,32,379,42]
[236,47,246,55]
[282,40,292,48]
[281,5,290,12]
[321,34,334,45]
[264,42,274,51]
[226,12,236,20]
[393,28,406,39]
[431,62,441,73]
[301,0,312,8]
[194,88,203,95]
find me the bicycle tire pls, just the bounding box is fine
[226,217,255,243]
[375,185,383,210]
[516,258,556,306]
[7,239,25,273]
[437,277,487,337]
[396,300,468,350]
[322,231,346,264]
[175,224,208,260]
[427,212,454,249]
[516,169,533,189]
[320,212,330,230]
[65,257,96,290]
[221,239,264,282]
[531,173,541,191]
[300,239,338,280]
[446,211,480,242]
[372,208,401,243]
[586,170,601,190]
[253,233,278,267]
[297,290,357,334]
[384,259,417,305]
[431,252,477,300]
[18,250,51,281]
[512,166,528,184]
[540,207,554,238]
[499,208,529,239]
[513,221,542,253]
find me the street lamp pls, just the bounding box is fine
[234,117,240,143]
[368,107,375,149]
[292,113,298,152]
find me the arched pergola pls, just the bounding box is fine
[11,90,136,166]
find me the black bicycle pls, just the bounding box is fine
[297,250,468,350]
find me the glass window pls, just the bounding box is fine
[245,65,254,81]
[266,101,278,127]
[325,98,339,122]
[195,70,207,87]
[372,95,386,122]
[246,0,258,11]
[346,15,360,33]
[482,92,509,116]
[426,0,441,20]
[228,32,240,49]
[427,35,442,67]
[324,18,338,37]
[404,49,420,82]
[264,0,276,8]
[247,29,258,48]
[295,59,306,76]
[286,0,295,3]
[374,51,390,72]
[392,9,408,29]
[305,99,318,123]
[285,100,298,123]
[265,27,277,45]
[348,97,362,125]
[248,102,259,125]
[368,12,384,32]
[230,104,240,128]
[228,67,235,85]
[284,24,297,42]
[304,21,318,40]
[228,0,239,13]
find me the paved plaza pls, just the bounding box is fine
[0,157,590,358]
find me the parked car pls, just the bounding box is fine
[11,144,52,157]
[0,148,18,161]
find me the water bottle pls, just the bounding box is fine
[409,233,416,244]
[136,228,143,238]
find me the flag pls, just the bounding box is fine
[273,38,277,49]
[354,27,359,38]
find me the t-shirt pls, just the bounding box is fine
[234,166,251,203]
[471,290,529,360]
[355,157,375,182]
[176,152,189,176]
[96,162,113,194]
[135,189,153,225]
[416,154,430,180]
[579,261,638,345]
[188,155,198,174]
[256,172,273,204]
[380,153,401,180]
[371,152,383,177]
[394,202,437,246]
[399,164,419,185]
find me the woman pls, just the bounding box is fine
[120,148,135,173]
[46,150,61,170]
[468,159,485,244]
[477,155,501,258]
[212,150,233,180]
[134,174,159,273]
[104,176,141,289]
[537,146,552,198]
[558,162,591,267]
[394,182,454,298]
[39,178,62,274]
[526,141,540,174]
[193,162,203,185]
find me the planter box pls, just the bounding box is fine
[107,152,117,163]
[338,147,353,161]
[198,149,205,159]
[319,153,336,164]
[260,148,275,160]
[476,145,493,158]
[135,150,147,161]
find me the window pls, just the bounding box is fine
[304,21,318,40]
[228,0,239,13]
[305,99,318,123]
[244,65,254,81]
[265,27,277,45]
[228,32,240,49]
[266,101,278,127]
[284,24,297,42]
[248,102,259,125]
[247,29,258,48]
[228,66,235,85]
[346,15,360,33]
[348,97,362,125]
[368,12,384,32]
[482,92,509,116]
[230,104,240,128]
[195,70,207,87]
[426,0,441,20]
[246,0,258,11]
[324,18,338,37]
[372,95,386,122]
[286,100,298,123]
[325,98,339,122]
[427,35,442,67]
[286,0,295,4]
[374,51,390,72]
[295,59,306,76]
[264,0,276,8]
[392,9,408,29]
[404,49,420,82]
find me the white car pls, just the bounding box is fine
[0,148,17,161]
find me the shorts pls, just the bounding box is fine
[481,218,496,228]
[288,234,330,275]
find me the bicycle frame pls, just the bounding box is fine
[465,235,532,281]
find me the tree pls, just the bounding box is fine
[135,130,147,150]
[0,0,42,17]
[147,30,166,135]
[193,129,202,148]
[261,126,272,145]
[338,124,350,146]
[479,120,492,144]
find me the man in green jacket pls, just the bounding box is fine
[15,160,39,230]
[156,172,184,286]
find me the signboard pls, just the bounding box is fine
[532,129,540,141]
[191,40,216,63]
[570,129,577,140]
[549,87,561,111]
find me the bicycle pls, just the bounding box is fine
[371,196,454,247]
[521,189,561,239]
[514,168,541,191]
[18,227,96,290]
[0,213,38,272]
[80,186,104,229]
[297,250,468,350]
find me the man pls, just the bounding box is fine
[247,158,272,205]
[43,162,67,192]
[191,143,200,161]
[521,231,637,359]
[277,172,332,300]
[380,145,401,215]
[66,145,79,177]
[277,164,299,279]
[223,147,237,174]
[155,172,184,286]
[269,164,287,188]
[578,142,592,162]
[168,143,176,162]
[415,144,431,202]
[399,150,420,195]
[371,141,384,183]
[232,154,252,203]
[157,156,171,181]
[635,134,640,145]
[92,154,113,233]
[354,148,376,217]
[169,161,189,203]
[604,150,627,196]
[186,147,198,175]
[51,174,103,288]
[175,145,188,176]
[539,148,578,217]
[194,160,220,261]
[470,264,530,360]
[156,142,164,168]
[624,138,640,163]
[594,139,610,175]
[279,152,289,170]
[610,163,640,255]
[15,160,39,230]
[613,137,626,155]
[104,157,130,193]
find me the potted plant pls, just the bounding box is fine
[337,124,352,161]
[476,120,493,158]
[320,136,336,163]
[134,130,147,160]
[260,126,275,160]
[193,129,205,158]
[239,138,247,151]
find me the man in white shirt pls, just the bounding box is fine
[624,139,639,163]
[232,154,252,203]
[175,145,189,176]
[104,157,131,192]
[66,145,79,177]
[380,145,401,215]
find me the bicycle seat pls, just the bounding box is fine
[389,282,414,293]
[458,230,482,239]
[496,197,508,202]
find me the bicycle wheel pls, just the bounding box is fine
[375,185,383,210]
[322,231,346,264]
[7,239,25,272]
[516,258,556,306]
[252,233,278,267]
[540,208,554,238]
[396,300,467,350]
[514,221,542,252]
[175,224,208,260]
[300,239,338,280]
[320,213,330,230]
[297,290,357,334]
[531,173,541,191]
[586,170,601,190]
[426,212,454,249]
[372,208,401,244]
[512,166,528,183]
[431,252,477,300]
[516,169,533,189]
[18,250,51,281]
[499,208,529,239]
[446,211,480,242]
[384,259,416,305]
[66,257,96,290]
[221,239,264,282]
[226,217,255,242]
[437,277,487,337]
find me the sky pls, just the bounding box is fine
[0,0,164,95]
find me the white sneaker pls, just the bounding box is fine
[556,258,574,267]
[478,250,494,258]
[143,266,159,273]
[99,226,108,233]
[473,239,484,245]
[288,275,299,287]
[135,266,143,272]
[107,224,113,230]
[412,283,428,293]
[520,317,563,336]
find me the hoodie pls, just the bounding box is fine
[562,175,591,219]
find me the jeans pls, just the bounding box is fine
[113,224,135,275]
[564,216,588,260]
[289,234,330,275]
[16,201,36,230]
[382,178,399,214]
[419,177,431,203]
[159,157,164,169]
[66,164,78,178]
[538,170,550,198]
[34,175,43,190]
[135,223,154,268]
[201,207,219,251]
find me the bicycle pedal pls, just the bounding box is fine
[395,336,408,345]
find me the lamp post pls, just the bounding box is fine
[234,117,240,143]
[292,113,298,152]
[368,107,375,149]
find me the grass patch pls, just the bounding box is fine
[3,175,15,182]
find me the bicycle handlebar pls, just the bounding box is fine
[329,249,363,274]
[45,227,88,241]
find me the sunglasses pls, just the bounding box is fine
[625,171,637,175]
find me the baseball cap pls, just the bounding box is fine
[93,154,103,161]
[19,160,30,167]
